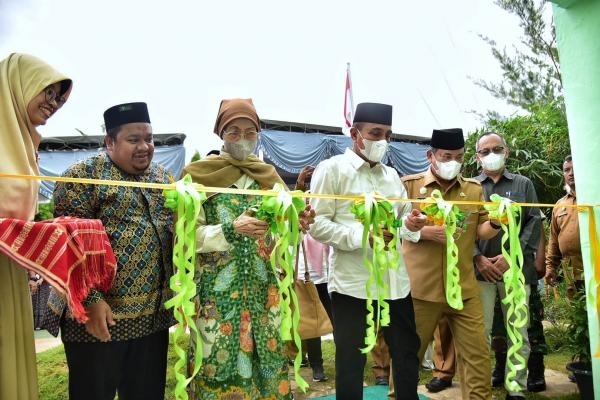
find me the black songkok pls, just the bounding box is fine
[430,128,465,150]
[103,102,151,131]
[353,102,393,126]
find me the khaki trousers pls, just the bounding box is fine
[432,315,456,380]
[389,297,491,399]
[371,327,391,378]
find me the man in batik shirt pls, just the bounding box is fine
[48,102,174,400]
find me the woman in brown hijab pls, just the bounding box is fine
[0,52,72,400]
[182,99,313,399]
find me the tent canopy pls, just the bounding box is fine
[37,124,432,199]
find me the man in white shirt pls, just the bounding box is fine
[310,102,426,400]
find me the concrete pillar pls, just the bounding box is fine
[550,0,600,396]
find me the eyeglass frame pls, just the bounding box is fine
[476,146,506,157]
[44,86,66,108]
[222,128,259,141]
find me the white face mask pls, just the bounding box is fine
[224,139,256,160]
[357,130,388,163]
[435,159,462,180]
[480,152,505,172]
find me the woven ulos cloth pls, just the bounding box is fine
[0,216,116,322]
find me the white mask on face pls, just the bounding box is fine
[224,139,256,160]
[357,130,388,163]
[435,159,462,180]
[480,152,505,172]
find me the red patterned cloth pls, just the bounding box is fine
[0,216,116,322]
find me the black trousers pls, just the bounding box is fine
[305,282,334,367]
[64,329,169,400]
[331,292,420,400]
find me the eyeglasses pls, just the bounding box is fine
[476,146,505,157]
[44,86,66,108]
[223,129,258,140]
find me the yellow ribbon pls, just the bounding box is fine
[584,206,600,357]
[2,172,600,361]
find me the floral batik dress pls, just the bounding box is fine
[188,183,292,400]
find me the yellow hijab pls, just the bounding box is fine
[0,53,71,220]
[182,151,284,192]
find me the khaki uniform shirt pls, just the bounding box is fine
[545,192,583,280]
[402,169,487,302]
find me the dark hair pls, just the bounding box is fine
[352,122,365,131]
[106,126,121,139]
[476,131,508,151]
[565,155,572,163]
[206,150,220,156]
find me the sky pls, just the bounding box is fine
[0,0,523,162]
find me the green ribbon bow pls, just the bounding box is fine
[253,183,309,392]
[420,189,465,310]
[163,175,205,400]
[350,192,403,353]
[484,193,527,392]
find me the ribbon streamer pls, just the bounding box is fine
[583,206,600,357]
[420,190,465,310]
[163,175,205,400]
[253,183,309,392]
[2,171,598,361]
[350,192,402,353]
[484,193,527,392]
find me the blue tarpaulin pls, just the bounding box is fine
[258,130,429,181]
[36,130,429,201]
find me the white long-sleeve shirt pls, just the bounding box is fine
[309,149,419,300]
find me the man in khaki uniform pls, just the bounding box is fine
[391,128,501,400]
[545,155,583,298]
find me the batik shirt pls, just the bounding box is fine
[51,153,175,342]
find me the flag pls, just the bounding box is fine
[343,62,354,136]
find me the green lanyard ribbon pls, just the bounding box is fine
[253,183,309,392]
[484,193,527,392]
[350,192,402,353]
[162,174,205,400]
[420,189,466,310]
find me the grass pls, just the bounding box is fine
[38,333,580,400]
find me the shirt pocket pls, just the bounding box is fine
[459,205,480,228]
[503,191,526,203]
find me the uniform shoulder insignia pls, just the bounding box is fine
[462,176,482,185]
[401,172,425,182]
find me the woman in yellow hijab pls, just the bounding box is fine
[0,52,72,400]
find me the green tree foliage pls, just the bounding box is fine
[476,0,563,111]
[463,102,569,208]
[466,0,571,208]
